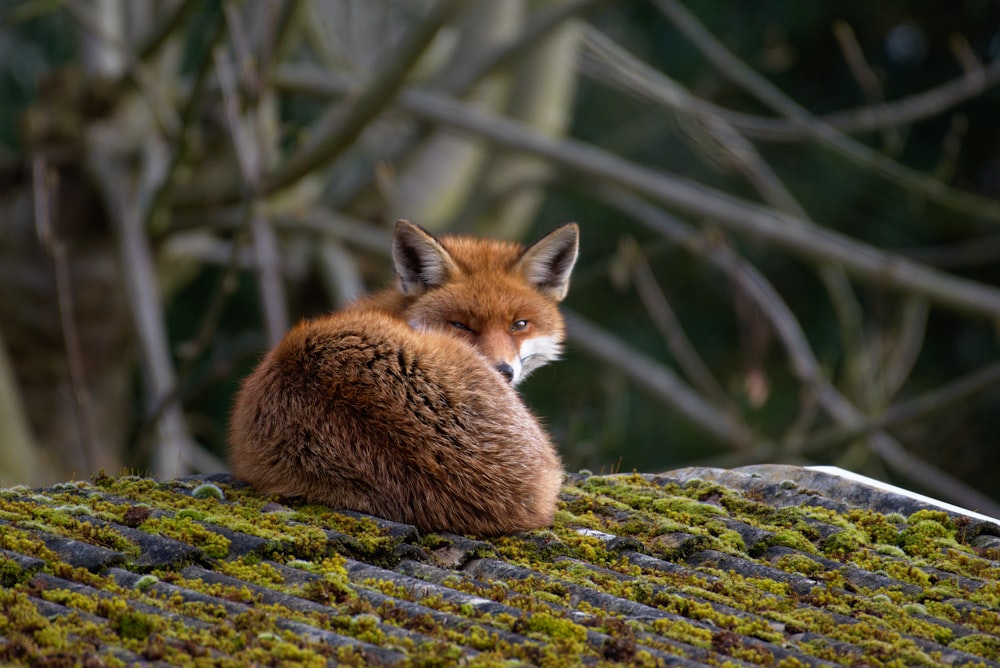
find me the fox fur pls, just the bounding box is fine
[229,220,579,535]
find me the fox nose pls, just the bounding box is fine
[495,362,515,382]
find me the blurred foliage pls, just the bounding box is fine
[1,1,998,512]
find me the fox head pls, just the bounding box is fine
[393,220,579,386]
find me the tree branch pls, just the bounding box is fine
[651,0,1000,225]
[564,310,756,450]
[271,68,1000,318]
[598,186,1000,517]
[261,0,461,196]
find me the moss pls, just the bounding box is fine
[774,552,824,577]
[4,471,1000,666]
[192,483,225,500]
[0,555,29,587]
[969,579,1000,609]
[113,609,158,640]
[133,574,159,592]
[820,527,869,559]
[518,611,588,645]
[0,526,61,563]
[142,515,231,559]
[764,530,815,554]
[301,575,353,605]
[950,634,1000,660]
[899,518,962,558]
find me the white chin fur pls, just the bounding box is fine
[513,335,561,386]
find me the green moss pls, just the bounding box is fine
[765,530,815,554]
[192,483,225,500]
[142,516,231,559]
[3,471,1000,666]
[0,555,29,587]
[520,611,587,644]
[114,609,158,640]
[899,518,962,558]
[821,527,869,559]
[134,574,159,592]
[950,635,1000,661]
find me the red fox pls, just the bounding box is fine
[229,220,579,535]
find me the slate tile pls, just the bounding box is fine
[77,517,204,570]
[108,567,406,665]
[30,530,128,572]
[4,467,1000,666]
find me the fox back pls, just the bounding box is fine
[229,220,579,534]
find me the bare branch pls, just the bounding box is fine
[651,0,1000,225]
[883,297,928,397]
[801,361,1000,458]
[249,212,288,346]
[134,0,200,64]
[434,0,614,95]
[564,310,756,450]
[275,69,1000,318]
[215,40,288,345]
[316,240,366,307]
[626,243,733,409]
[832,20,900,153]
[32,158,96,475]
[88,137,198,479]
[260,0,462,197]
[598,187,1000,516]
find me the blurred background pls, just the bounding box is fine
[1,0,999,515]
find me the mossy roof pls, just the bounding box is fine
[1,464,998,667]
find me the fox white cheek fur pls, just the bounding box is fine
[516,335,562,384]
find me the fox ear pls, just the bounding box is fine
[515,223,579,302]
[393,220,459,295]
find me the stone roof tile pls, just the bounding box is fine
[1,465,999,666]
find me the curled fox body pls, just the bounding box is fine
[229,221,579,534]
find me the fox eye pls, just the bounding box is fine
[511,319,529,332]
[449,321,473,332]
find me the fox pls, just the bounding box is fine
[229,220,579,535]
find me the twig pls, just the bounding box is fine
[215,40,288,345]
[89,151,196,479]
[900,233,1000,269]
[882,297,928,397]
[651,0,1000,225]
[316,240,366,307]
[249,211,288,346]
[799,360,1000,456]
[833,20,900,153]
[261,0,461,197]
[564,310,755,450]
[88,102,201,479]
[948,34,983,78]
[286,0,608,213]
[64,0,181,136]
[146,7,227,235]
[134,0,200,64]
[626,242,733,409]
[580,27,870,389]
[223,2,258,92]
[433,0,614,95]
[143,228,251,433]
[599,187,1000,516]
[32,157,96,475]
[287,208,393,254]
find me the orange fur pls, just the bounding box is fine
[229,221,579,534]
